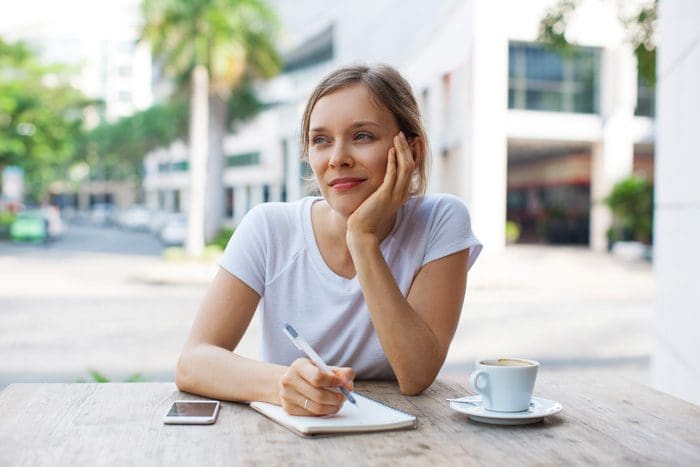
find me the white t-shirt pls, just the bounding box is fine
[218,193,482,379]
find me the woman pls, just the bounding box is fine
[176,64,482,416]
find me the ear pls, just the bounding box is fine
[409,136,424,167]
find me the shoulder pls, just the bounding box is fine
[408,193,471,223]
[240,198,309,228]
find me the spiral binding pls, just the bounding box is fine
[353,391,416,419]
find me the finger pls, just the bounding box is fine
[296,391,345,416]
[281,364,345,415]
[296,358,344,388]
[282,390,343,416]
[393,132,413,198]
[331,367,355,391]
[382,147,397,191]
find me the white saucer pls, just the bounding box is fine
[449,396,563,425]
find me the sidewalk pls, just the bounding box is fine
[443,245,652,384]
[0,243,652,388]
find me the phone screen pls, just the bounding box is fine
[167,401,218,417]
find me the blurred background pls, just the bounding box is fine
[0,0,697,405]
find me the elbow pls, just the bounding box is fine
[175,351,195,393]
[398,377,433,396]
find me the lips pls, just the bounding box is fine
[329,177,366,191]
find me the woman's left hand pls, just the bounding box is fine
[346,131,416,241]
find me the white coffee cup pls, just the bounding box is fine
[469,358,539,412]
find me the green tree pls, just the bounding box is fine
[0,37,91,201]
[78,100,188,183]
[140,0,281,255]
[606,176,653,244]
[539,0,657,86]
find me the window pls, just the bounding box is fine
[281,139,288,202]
[636,75,655,117]
[283,25,334,72]
[225,188,234,218]
[509,42,600,114]
[226,152,260,167]
[171,161,189,172]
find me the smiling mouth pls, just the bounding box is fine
[329,178,366,191]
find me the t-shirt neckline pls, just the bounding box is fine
[302,197,403,287]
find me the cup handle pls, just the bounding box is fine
[469,369,488,394]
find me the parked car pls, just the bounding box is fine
[90,203,115,226]
[148,210,170,235]
[41,205,63,238]
[114,205,151,231]
[159,213,187,246]
[10,210,48,243]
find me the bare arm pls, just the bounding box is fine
[349,235,468,395]
[346,132,470,395]
[176,267,354,414]
[175,268,286,403]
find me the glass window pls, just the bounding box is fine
[171,161,189,171]
[509,42,600,114]
[226,152,260,167]
[636,75,655,117]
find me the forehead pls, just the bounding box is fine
[309,83,395,129]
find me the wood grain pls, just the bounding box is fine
[0,376,698,466]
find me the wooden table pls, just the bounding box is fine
[1,375,698,466]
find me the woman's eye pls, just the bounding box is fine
[354,132,373,141]
[311,136,328,145]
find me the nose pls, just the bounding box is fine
[328,140,353,168]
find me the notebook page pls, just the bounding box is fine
[250,393,416,434]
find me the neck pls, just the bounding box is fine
[325,205,397,246]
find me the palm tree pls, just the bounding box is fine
[140,0,281,256]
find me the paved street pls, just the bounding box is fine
[0,222,653,390]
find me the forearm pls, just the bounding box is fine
[176,343,286,404]
[349,235,443,395]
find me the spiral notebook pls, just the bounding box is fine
[249,392,417,437]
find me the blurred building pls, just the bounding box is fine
[143,0,654,251]
[0,0,153,210]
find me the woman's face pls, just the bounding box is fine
[307,83,400,218]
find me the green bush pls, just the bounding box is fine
[605,176,653,244]
[208,226,235,250]
[75,369,146,383]
[0,211,16,239]
[506,221,521,244]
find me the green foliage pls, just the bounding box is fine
[505,221,521,244]
[0,37,91,200]
[606,176,653,244]
[75,369,147,383]
[538,0,579,55]
[208,226,235,250]
[77,100,187,181]
[0,210,16,238]
[140,0,282,98]
[538,0,657,86]
[625,3,657,87]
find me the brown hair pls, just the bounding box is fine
[300,64,430,196]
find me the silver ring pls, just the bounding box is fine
[304,398,309,410]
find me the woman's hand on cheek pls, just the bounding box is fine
[346,131,415,240]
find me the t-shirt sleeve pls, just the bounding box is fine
[422,195,483,271]
[217,204,268,295]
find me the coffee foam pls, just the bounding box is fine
[482,358,534,367]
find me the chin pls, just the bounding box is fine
[323,193,366,218]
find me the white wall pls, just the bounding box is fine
[652,0,700,405]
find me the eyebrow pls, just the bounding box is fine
[309,121,382,133]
